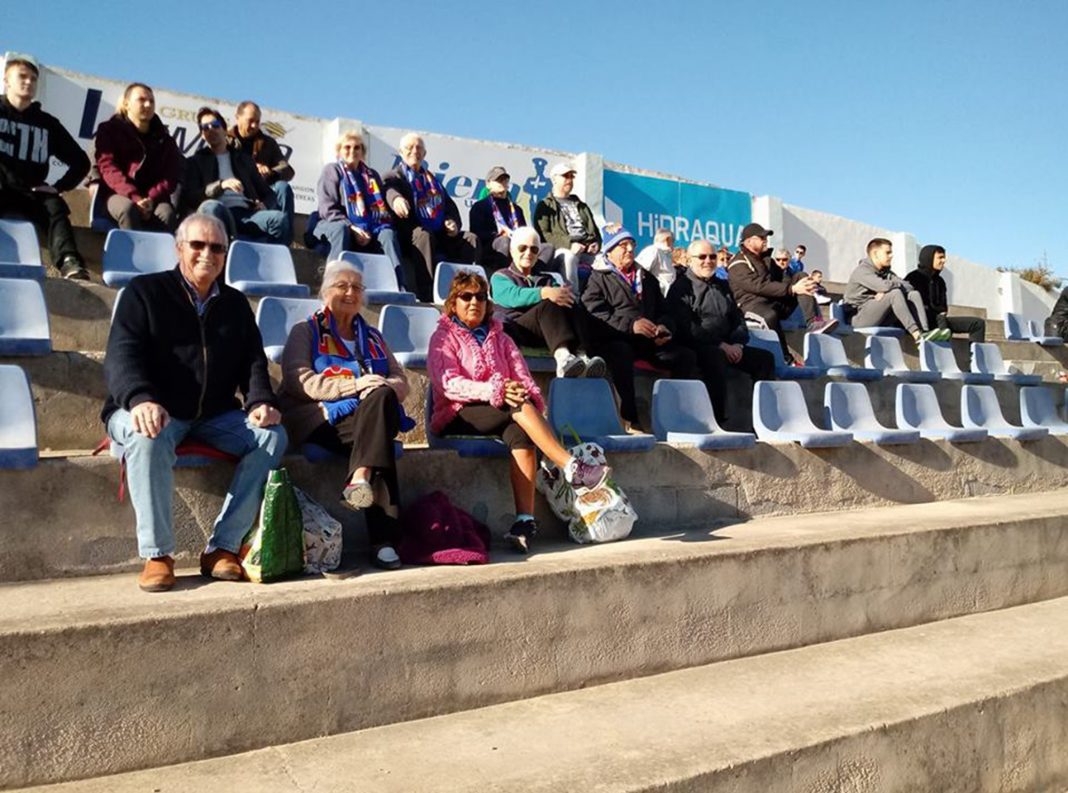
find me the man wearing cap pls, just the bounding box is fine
[582,224,697,432]
[727,222,834,363]
[470,166,553,272]
[534,162,601,291]
[0,52,91,280]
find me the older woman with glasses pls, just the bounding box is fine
[489,226,605,379]
[427,271,608,553]
[278,259,413,570]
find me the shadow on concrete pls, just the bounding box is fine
[1021,436,1068,469]
[957,439,1018,469]
[720,444,799,479]
[822,442,936,504]
[882,439,954,471]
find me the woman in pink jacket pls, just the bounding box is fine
[428,271,608,552]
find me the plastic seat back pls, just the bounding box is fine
[548,378,626,438]
[961,385,1010,429]
[0,277,51,355]
[753,381,814,432]
[1019,387,1068,434]
[1003,312,1027,341]
[896,383,950,430]
[824,382,879,430]
[920,341,963,374]
[865,335,906,371]
[1027,319,1063,346]
[255,297,322,363]
[0,365,38,468]
[378,304,440,367]
[0,218,43,267]
[101,229,176,287]
[226,241,309,297]
[433,262,486,306]
[338,251,415,303]
[970,342,1005,375]
[652,379,718,437]
[804,333,850,369]
[748,328,821,379]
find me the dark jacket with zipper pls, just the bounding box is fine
[533,194,600,250]
[904,245,948,327]
[383,163,463,229]
[0,96,90,193]
[582,265,674,341]
[726,248,792,312]
[667,267,750,346]
[101,267,276,425]
[227,125,294,185]
[91,114,181,204]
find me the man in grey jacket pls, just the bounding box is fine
[843,238,949,342]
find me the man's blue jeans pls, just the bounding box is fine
[107,408,287,558]
[198,199,292,246]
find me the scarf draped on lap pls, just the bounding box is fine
[402,163,446,231]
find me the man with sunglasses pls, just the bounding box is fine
[102,213,286,593]
[181,106,291,245]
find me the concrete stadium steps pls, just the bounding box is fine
[15,596,1068,792]
[10,433,1068,583]
[3,491,1068,788]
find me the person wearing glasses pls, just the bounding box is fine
[278,259,413,570]
[470,165,554,272]
[667,240,775,426]
[427,270,609,553]
[181,106,291,245]
[103,214,286,592]
[489,226,606,378]
[313,131,409,290]
[787,244,807,276]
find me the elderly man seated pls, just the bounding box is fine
[103,213,286,592]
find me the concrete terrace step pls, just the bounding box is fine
[10,592,1068,791]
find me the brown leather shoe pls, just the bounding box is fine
[138,556,175,592]
[199,549,244,581]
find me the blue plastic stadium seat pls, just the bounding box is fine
[433,262,486,306]
[424,389,508,457]
[652,379,755,450]
[548,378,656,452]
[919,341,994,383]
[1018,386,1068,436]
[0,365,38,468]
[961,385,1048,441]
[864,335,940,382]
[378,304,440,368]
[824,382,919,445]
[519,347,557,372]
[255,296,322,363]
[1003,312,1028,341]
[0,219,45,280]
[101,229,176,288]
[0,277,51,355]
[225,240,310,298]
[1027,319,1063,347]
[752,380,852,447]
[895,383,987,442]
[970,343,1042,385]
[804,333,882,381]
[781,303,805,331]
[837,300,905,337]
[747,328,821,379]
[338,251,416,305]
[88,183,118,233]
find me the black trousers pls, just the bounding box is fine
[403,225,481,301]
[692,343,776,424]
[594,336,698,424]
[746,281,818,362]
[504,300,586,353]
[938,313,986,343]
[0,189,82,267]
[443,403,533,449]
[305,387,401,547]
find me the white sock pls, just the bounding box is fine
[553,347,572,364]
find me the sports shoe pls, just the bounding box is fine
[372,545,401,570]
[936,327,953,341]
[199,549,243,581]
[556,352,587,378]
[342,480,374,510]
[807,316,839,335]
[504,518,538,554]
[583,355,607,379]
[138,556,175,592]
[920,329,945,342]
[59,255,90,281]
[565,458,609,491]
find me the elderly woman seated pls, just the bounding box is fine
[489,226,606,379]
[278,259,413,570]
[427,270,609,553]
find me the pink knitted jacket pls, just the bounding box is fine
[427,315,545,433]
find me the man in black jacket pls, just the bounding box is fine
[229,100,295,241]
[469,165,553,272]
[103,214,286,593]
[582,224,697,431]
[904,244,986,342]
[384,132,479,301]
[669,240,776,425]
[182,106,290,245]
[0,52,90,279]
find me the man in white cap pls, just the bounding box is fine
[533,162,601,291]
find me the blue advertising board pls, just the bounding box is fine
[603,169,752,251]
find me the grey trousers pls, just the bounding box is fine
[852,289,929,333]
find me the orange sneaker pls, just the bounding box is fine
[199,549,244,581]
[138,556,175,592]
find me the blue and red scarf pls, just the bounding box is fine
[402,163,446,231]
[338,161,390,234]
[607,263,643,300]
[490,195,521,233]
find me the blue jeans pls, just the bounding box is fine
[198,199,291,246]
[107,408,287,558]
[316,220,408,290]
[269,181,295,244]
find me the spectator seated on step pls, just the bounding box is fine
[383,132,480,302]
[313,130,409,290]
[92,82,180,232]
[667,240,776,427]
[533,162,601,292]
[181,106,291,245]
[844,237,949,343]
[277,259,413,571]
[103,213,286,593]
[904,244,986,343]
[1046,286,1068,342]
[228,100,296,244]
[727,223,835,365]
[810,269,832,305]
[787,243,807,276]
[636,227,679,297]
[470,165,554,273]
[489,226,606,379]
[581,224,698,433]
[427,270,608,554]
[0,52,91,280]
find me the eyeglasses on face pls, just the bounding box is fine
[199,119,224,131]
[691,253,716,261]
[185,239,227,254]
[331,282,364,293]
[457,291,488,303]
[774,258,790,263]
[516,244,539,253]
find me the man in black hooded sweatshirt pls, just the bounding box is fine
[904,244,986,342]
[0,52,90,280]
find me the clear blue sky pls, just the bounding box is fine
[7,0,1066,276]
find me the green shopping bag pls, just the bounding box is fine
[240,468,305,583]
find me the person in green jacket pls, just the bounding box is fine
[533,162,601,292]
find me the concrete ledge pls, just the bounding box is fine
[1,494,1068,787]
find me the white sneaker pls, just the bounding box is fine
[583,355,607,378]
[556,352,587,378]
